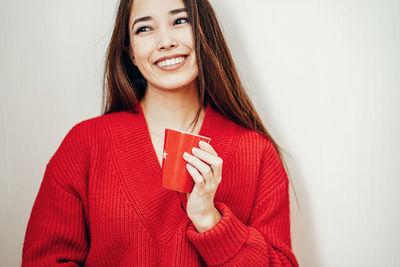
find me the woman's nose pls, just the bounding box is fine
[156,28,178,50]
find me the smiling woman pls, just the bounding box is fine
[21,0,299,266]
[128,2,198,91]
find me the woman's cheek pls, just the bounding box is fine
[179,28,195,47]
[131,36,154,57]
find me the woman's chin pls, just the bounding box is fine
[150,77,198,91]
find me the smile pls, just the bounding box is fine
[155,55,188,71]
[156,56,185,67]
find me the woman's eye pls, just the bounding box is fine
[135,18,189,34]
[135,26,151,34]
[174,17,189,25]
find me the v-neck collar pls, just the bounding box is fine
[136,101,211,171]
[105,101,239,243]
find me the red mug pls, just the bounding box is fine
[162,128,212,193]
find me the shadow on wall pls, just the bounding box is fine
[209,1,322,266]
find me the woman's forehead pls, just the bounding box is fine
[131,0,186,19]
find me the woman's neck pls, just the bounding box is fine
[140,81,204,132]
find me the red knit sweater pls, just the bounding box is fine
[22,103,299,266]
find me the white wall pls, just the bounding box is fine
[0,1,119,266]
[1,0,399,266]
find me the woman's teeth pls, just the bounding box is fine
[156,56,185,67]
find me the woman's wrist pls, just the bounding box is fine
[190,206,222,233]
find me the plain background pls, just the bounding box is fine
[1,0,399,266]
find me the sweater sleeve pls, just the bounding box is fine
[186,140,299,266]
[22,124,90,266]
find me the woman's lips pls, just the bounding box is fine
[155,55,188,72]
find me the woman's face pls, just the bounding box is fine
[129,0,198,91]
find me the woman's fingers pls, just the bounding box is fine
[192,146,223,177]
[186,163,205,187]
[198,141,217,156]
[183,141,223,188]
[183,152,211,181]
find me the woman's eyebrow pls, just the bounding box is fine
[169,8,187,15]
[132,8,187,29]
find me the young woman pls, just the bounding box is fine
[22,0,299,266]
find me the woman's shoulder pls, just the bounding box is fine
[207,105,274,157]
[67,110,139,136]
[208,105,269,144]
[54,111,138,153]
[73,110,136,127]
[229,119,273,153]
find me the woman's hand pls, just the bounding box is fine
[183,140,223,233]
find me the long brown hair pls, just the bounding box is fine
[102,0,297,202]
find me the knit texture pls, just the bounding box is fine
[22,103,299,266]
